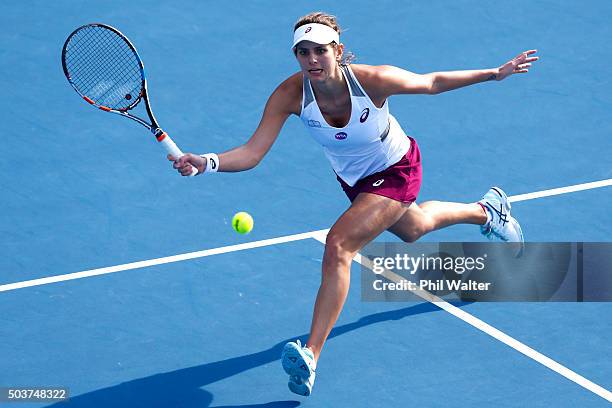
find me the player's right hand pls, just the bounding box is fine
[167,153,206,176]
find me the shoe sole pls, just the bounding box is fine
[282,344,313,396]
[288,378,311,397]
[281,343,313,378]
[510,216,525,257]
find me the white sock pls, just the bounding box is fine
[479,203,492,226]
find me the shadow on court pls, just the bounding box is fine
[212,402,300,408]
[46,302,461,407]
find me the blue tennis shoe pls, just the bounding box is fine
[281,340,316,396]
[478,187,524,255]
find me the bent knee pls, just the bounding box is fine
[392,220,434,243]
[397,228,423,243]
[323,233,356,265]
[324,233,352,258]
[403,231,421,243]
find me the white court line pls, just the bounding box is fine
[310,232,612,402]
[1,178,610,293]
[0,230,328,293]
[509,178,612,202]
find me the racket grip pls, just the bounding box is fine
[157,132,199,176]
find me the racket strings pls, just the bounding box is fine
[74,28,141,108]
[64,25,143,111]
[68,27,141,104]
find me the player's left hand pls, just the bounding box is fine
[496,50,539,81]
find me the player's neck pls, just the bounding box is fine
[311,65,346,98]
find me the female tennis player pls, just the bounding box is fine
[169,12,538,396]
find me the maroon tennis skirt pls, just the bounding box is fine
[337,136,422,204]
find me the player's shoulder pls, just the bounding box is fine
[350,63,398,85]
[275,72,303,97]
[269,72,303,115]
[349,64,398,102]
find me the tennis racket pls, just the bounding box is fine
[61,23,198,176]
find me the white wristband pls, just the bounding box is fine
[200,153,220,173]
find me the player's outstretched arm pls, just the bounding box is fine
[366,50,539,99]
[169,76,300,176]
[425,49,539,93]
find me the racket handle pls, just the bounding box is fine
[157,131,199,177]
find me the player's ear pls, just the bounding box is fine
[335,43,344,63]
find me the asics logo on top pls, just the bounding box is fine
[373,179,384,187]
[360,108,370,123]
[308,120,321,128]
[335,132,348,140]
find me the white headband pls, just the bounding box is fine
[292,23,339,49]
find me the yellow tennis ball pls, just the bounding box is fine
[232,212,254,234]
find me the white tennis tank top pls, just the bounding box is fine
[300,65,411,186]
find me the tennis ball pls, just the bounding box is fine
[232,212,254,234]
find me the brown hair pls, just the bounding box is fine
[294,11,342,34]
[293,11,355,65]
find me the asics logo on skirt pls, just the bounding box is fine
[373,179,384,187]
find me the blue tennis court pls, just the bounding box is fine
[1,1,611,407]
